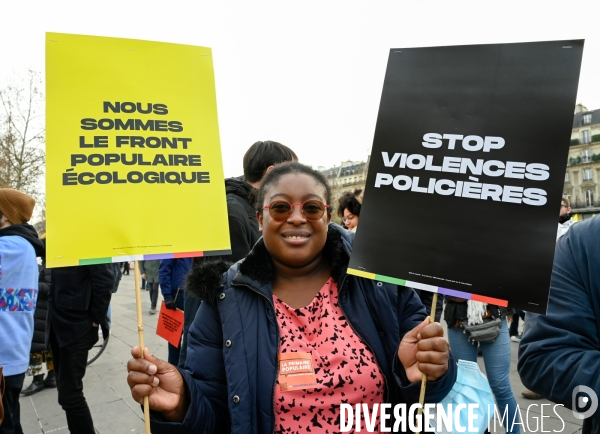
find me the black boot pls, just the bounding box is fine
[21,374,45,396]
[44,370,57,388]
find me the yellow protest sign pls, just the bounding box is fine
[46,33,230,267]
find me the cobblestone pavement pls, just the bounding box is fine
[18,274,583,433]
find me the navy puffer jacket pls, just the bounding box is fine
[518,215,600,434]
[151,224,457,433]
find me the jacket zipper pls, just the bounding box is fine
[233,283,280,434]
[337,274,390,403]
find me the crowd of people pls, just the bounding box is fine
[1,139,599,434]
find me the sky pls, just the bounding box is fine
[1,0,599,178]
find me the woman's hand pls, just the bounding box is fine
[127,347,188,422]
[398,318,450,383]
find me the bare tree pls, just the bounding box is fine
[0,70,45,197]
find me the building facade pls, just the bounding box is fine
[319,160,368,223]
[563,104,600,220]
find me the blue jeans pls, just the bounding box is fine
[447,318,520,434]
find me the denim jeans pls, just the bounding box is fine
[0,373,25,434]
[447,318,520,434]
[50,326,99,434]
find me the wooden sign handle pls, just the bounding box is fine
[134,260,152,434]
[415,292,438,434]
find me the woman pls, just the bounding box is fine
[337,190,361,231]
[444,298,520,433]
[127,162,456,433]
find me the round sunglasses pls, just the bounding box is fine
[263,199,329,221]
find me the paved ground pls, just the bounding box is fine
[18,274,583,433]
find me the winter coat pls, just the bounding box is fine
[159,258,192,302]
[150,224,457,433]
[139,260,160,283]
[518,215,600,434]
[221,176,261,260]
[0,223,44,376]
[47,264,113,348]
[31,255,51,353]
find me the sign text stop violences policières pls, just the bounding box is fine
[374,133,549,206]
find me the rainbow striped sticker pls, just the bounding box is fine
[347,268,508,307]
[78,249,232,266]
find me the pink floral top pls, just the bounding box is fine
[273,277,385,434]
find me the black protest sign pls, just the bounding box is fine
[348,40,584,314]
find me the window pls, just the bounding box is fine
[565,172,569,183]
[583,149,592,163]
[582,130,591,144]
[583,169,593,182]
[583,114,592,125]
[585,189,594,207]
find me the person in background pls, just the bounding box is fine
[509,309,525,343]
[519,196,576,400]
[557,196,575,238]
[180,140,297,367]
[111,263,122,294]
[21,235,56,396]
[0,188,43,434]
[518,215,599,434]
[47,263,113,434]
[140,260,160,314]
[159,258,192,365]
[337,189,361,232]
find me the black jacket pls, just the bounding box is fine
[189,176,260,282]
[222,176,261,260]
[47,264,113,348]
[31,253,51,353]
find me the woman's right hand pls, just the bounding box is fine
[127,346,188,422]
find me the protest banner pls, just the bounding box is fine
[46,33,231,432]
[348,40,584,314]
[156,302,185,347]
[46,33,230,268]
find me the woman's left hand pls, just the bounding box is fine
[398,318,449,383]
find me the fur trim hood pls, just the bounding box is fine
[185,223,354,304]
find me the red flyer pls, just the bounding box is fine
[156,302,184,348]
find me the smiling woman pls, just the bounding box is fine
[126,162,457,434]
